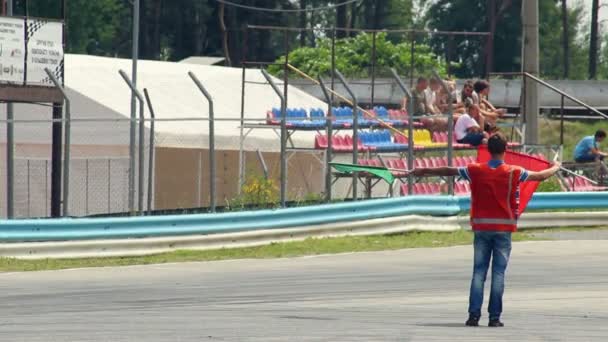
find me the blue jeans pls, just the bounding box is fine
[457,132,485,146]
[468,231,512,321]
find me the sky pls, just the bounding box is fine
[572,0,607,25]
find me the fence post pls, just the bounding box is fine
[390,68,414,195]
[143,88,156,214]
[317,77,333,202]
[260,69,287,208]
[188,72,217,212]
[334,69,359,201]
[45,68,71,217]
[119,70,146,215]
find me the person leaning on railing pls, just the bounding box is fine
[573,130,608,177]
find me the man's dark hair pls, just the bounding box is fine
[417,77,427,84]
[595,129,607,139]
[488,133,507,155]
[473,79,490,93]
[429,77,440,85]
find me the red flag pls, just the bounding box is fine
[476,146,551,213]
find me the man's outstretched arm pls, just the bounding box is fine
[411,167,460,177]
[526,162,561,181]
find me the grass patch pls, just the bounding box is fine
[0,230,541,273]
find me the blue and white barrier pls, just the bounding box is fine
[0,192,607,243]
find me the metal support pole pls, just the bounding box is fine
[27,160,30,217]
[256,150,269,179]
[45,68,71,217]
[331,28,336,105]
[128,0,140,216]
[261,69,287,207]
[435,71,454,195]
[391,68,414,195]
[188,71,217,212]
[5,0,13,218]
[318,77,333,202]
[119,70,145,215]
[560,95,565,146]
[85,159,89,214]
[239,65,246,195]
[51,104,62,218]
[334,69,358,201]
[143,89,156,214]
[370,32,377,108]
[409,32,416,88]
[238,26,248,195]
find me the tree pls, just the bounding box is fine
[589,0,600,79]
[561,0,569,78]
[267,32,446,78]
[426,0,522,78]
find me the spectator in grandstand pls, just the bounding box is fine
[425,77,442,115]
[402,77,428,116]
[408,133,561,328]
[454,99,488,146]
[460,80,476,104]
[474,80,506,131]
[574,130,608,163]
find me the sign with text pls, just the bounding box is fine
[26,19,64,86]
[0,17,26,84]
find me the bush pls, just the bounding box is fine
[536,178,563,192]
[227,175,279,210]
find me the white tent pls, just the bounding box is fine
[0,54,330,217]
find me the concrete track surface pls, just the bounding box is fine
[1,240,608,341]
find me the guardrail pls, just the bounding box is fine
[0,192,607,243]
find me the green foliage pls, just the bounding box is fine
[539,1,588,79]
[537,178,563,192]
[268,32,446,78]
[228,175,279,210]
[20,0,129,56]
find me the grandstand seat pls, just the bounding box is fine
[314,135,328,149]
[359,130,407,152]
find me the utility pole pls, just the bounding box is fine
[522,0,539,145]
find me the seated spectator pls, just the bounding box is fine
[574,130,608,163]
[402,77,428,116]
[460,80,475,104]
[425,77,442,115]
[454,100,489,146]
[474,80,505,130]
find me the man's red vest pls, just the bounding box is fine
[467,163,522,232]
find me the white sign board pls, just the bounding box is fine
[0,17,26,84]
[26,19,63,86]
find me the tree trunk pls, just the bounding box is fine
[299,0,306,46]
[589,0,599,79]
[561,0,569,78]
[336,2,348,38]
[152,0,163,60]
[484,0,496,77]
[219,3,231,66]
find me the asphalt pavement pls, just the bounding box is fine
[1,239,607,341]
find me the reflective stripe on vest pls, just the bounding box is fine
[471,218,518,225]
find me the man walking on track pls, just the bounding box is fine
[408,133,560,327]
